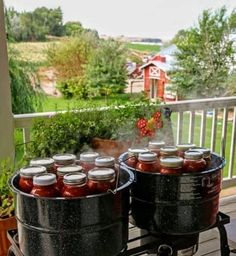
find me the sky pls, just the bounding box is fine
[4,0,236,40]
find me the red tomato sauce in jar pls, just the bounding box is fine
[194,147,211,168]
[30,157,55,174]
[79,152,100,173]
[148,141,165,157]
[87,168,116,194]
[183,150,207,173]
[160,156,183,175]
[57,165,83,192]
[52,153,76,172]
[126,148,149,168]
[31,173,59,197]
[19,166,46,193]
[62,173,88,197]
[176,143,196,158]
[136,152,159,173]
[160,146,178,157]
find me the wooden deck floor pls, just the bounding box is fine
[127,195,236,256]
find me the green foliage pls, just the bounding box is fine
[0,160,14,218]
[85,39,128,95]
[47,33,98,80]
[8,47,43,114]
[64,21,83,36]
[172,7,235,99]
[5,6,64,42]
[28,102,160,158]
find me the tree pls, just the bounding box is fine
[85,39,128,95]
[172,7,235,99]
[64,21,83,36]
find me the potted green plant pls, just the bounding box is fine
[0,160,17,256]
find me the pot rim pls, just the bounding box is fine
[9,168,134,201]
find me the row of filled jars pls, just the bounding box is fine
[126,141,212,174]
[18,152,118,198]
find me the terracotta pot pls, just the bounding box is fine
[0,216,17,256]
[91,138,132,158]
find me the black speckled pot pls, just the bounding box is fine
[9,168,134,256]
[120,152,225,235]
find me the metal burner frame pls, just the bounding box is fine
[7,212,232,256]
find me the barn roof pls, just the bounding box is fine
[140,60,173,72]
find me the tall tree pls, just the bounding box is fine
[85,39,128,95]
[172,7,235,99]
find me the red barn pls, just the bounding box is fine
[141,55,170,101]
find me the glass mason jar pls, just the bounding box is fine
[57,165,83,192]
[126,148,149,168]
[79,152,100,173]
[62,172,88,197]
[194,147,212,168]
[160,156,183,175]
[30,157,55,173]
[19,166,46,193]
[176,143,196,158]
[160,146,178,157]
[31,173,59,197]
[52,153,76,172]
[87,168,116,194]
[183,150,207,173]
[136,152,159,173]
[148,141,165,157]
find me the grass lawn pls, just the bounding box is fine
[126,43,161,53]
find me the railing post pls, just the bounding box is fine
[0,0,14,163]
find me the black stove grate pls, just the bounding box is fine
[7,212,232,256]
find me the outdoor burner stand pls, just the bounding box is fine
[7,212,231,256]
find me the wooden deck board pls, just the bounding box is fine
[127,195,236,255]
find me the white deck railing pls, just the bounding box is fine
[14,96,236,188]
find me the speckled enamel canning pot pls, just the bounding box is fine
[9,168,134,256]
[120,152,225,235]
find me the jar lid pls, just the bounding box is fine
[184,150,203,160]
[160,157,183,168]
[148,141,165,149]
[30,158,54,167]
[63,172,86,185]
[20,166,46,178]
[176,143,196,151]
[80,152,99,162]
[52,153,76,164]
[33,173,57,186]
[194,147,211,157]
[128,148,149,157]
[95,156,115,167]
[160,146,178,155]
[57,165,83,176]
[88,168,115,181]
[138,152,157,162]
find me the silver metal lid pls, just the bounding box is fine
[138,152,157,162]
[80,152,99,162]
[194,147,211,158]
[20,166,46,178]
[176,143,196,151]
[128,148,149,157]
[184,150,203,160]
[52,153,76,164]
[160,156,183,168]
[160,146,178,155]
[95,156,115,167]
[33,173,57,186]
[63,172,87,185]
[57,165,83,176]
[148,141,165,149]
[88,168,115,181]
[30,158,54,167]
